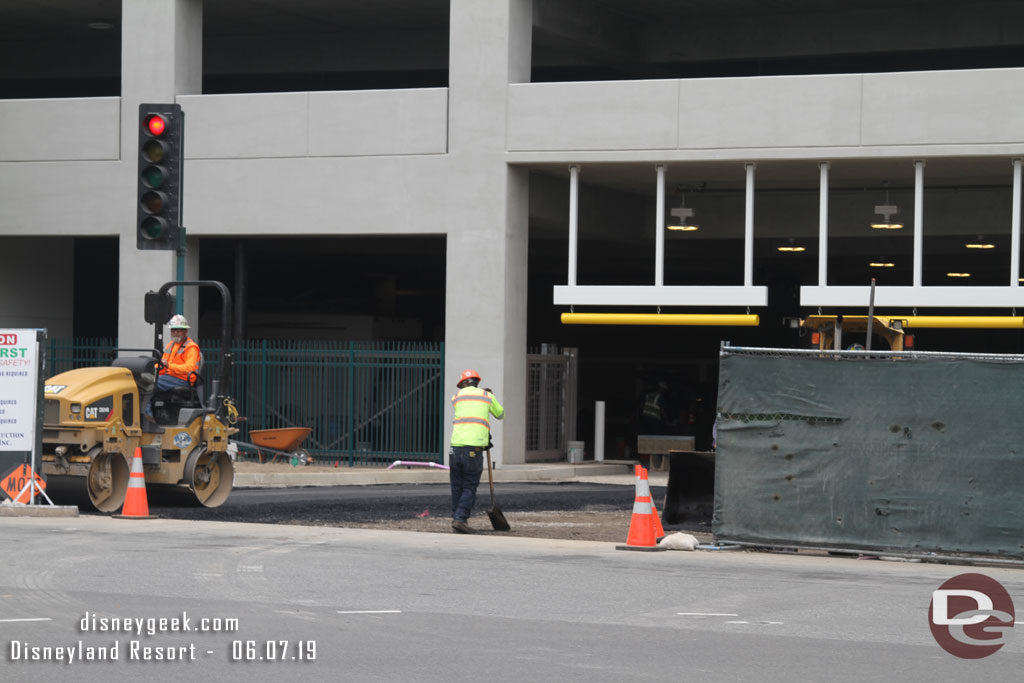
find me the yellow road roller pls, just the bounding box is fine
[41,281,238,511]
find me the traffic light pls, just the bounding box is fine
[137,103,183,250]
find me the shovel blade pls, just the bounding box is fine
[487,506,511,532]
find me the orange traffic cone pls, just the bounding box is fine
[114,447,157,519]
[616,464,666,551]
[638,464,666,540]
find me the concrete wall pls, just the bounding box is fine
[176,89,451,239]
[0,97,120,162]
[179,89,448,158]
[508,68,1024,156]
[508,80,679,150]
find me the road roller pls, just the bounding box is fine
[40,281,238,511]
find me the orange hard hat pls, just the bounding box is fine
[459,369,481,383]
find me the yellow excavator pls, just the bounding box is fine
[41,281,238,511]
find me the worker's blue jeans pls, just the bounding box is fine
[449,446,484,523]
[145,374,189,417]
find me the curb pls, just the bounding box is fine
[0,505,80,517]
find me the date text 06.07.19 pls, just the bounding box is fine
[231,640,316,662]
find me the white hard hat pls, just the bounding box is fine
[168,314,189,329]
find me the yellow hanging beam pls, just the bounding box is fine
[560,313,760,326]
[806,315,1024,329]
[897,316,1024,329]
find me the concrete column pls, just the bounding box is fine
[444,0,531,465]
[117,0,202,348]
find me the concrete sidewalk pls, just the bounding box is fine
[232,459,668,488]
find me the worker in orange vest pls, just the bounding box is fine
[449,369,504,533]
[146,314,202,418]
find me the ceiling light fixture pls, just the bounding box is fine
[869,261,895,268]
[947,272,971,278]
[777,238,806,253]
[965,238,995,249]
[871,181,903,230]
[667,193,698,232]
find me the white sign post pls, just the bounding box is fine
[0,328,51,505]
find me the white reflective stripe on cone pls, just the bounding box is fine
[632,499,653,515]
[128,454,145,487]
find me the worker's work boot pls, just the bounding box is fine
[451,521,475,534]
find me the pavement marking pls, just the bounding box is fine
[677,613,783,626]
[337,610,402,615]
[0,618,52,623]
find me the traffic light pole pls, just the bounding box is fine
[175,108,185,314]
[176,226,187,315]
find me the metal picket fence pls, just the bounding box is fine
[47,337,118,374]
[525,345,578,462]
[46,338,445,466]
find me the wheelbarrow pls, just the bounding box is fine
[234,427,313,466]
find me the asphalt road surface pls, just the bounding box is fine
[112,483,713,542]
[143,482,657,519]
[3,517,1021,683]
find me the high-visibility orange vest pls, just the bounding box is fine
[450,386,504,447]
[161,338,202,383]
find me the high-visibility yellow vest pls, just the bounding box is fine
[642,390,665,421]
[450,386,504,447]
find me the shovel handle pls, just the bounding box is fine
[485,448,496,506]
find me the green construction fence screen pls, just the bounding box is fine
[47,338,445,466]
[715,345,1024,559]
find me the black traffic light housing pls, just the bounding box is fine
[143,290,175,326]
[137,103,183,250]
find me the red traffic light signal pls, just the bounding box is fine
[137,104,183,251]
[146,114,167,136]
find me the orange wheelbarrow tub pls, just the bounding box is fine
[236,427,313,465]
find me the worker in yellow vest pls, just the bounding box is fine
[449,369,504,533]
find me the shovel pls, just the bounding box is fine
[485,448,511,531]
